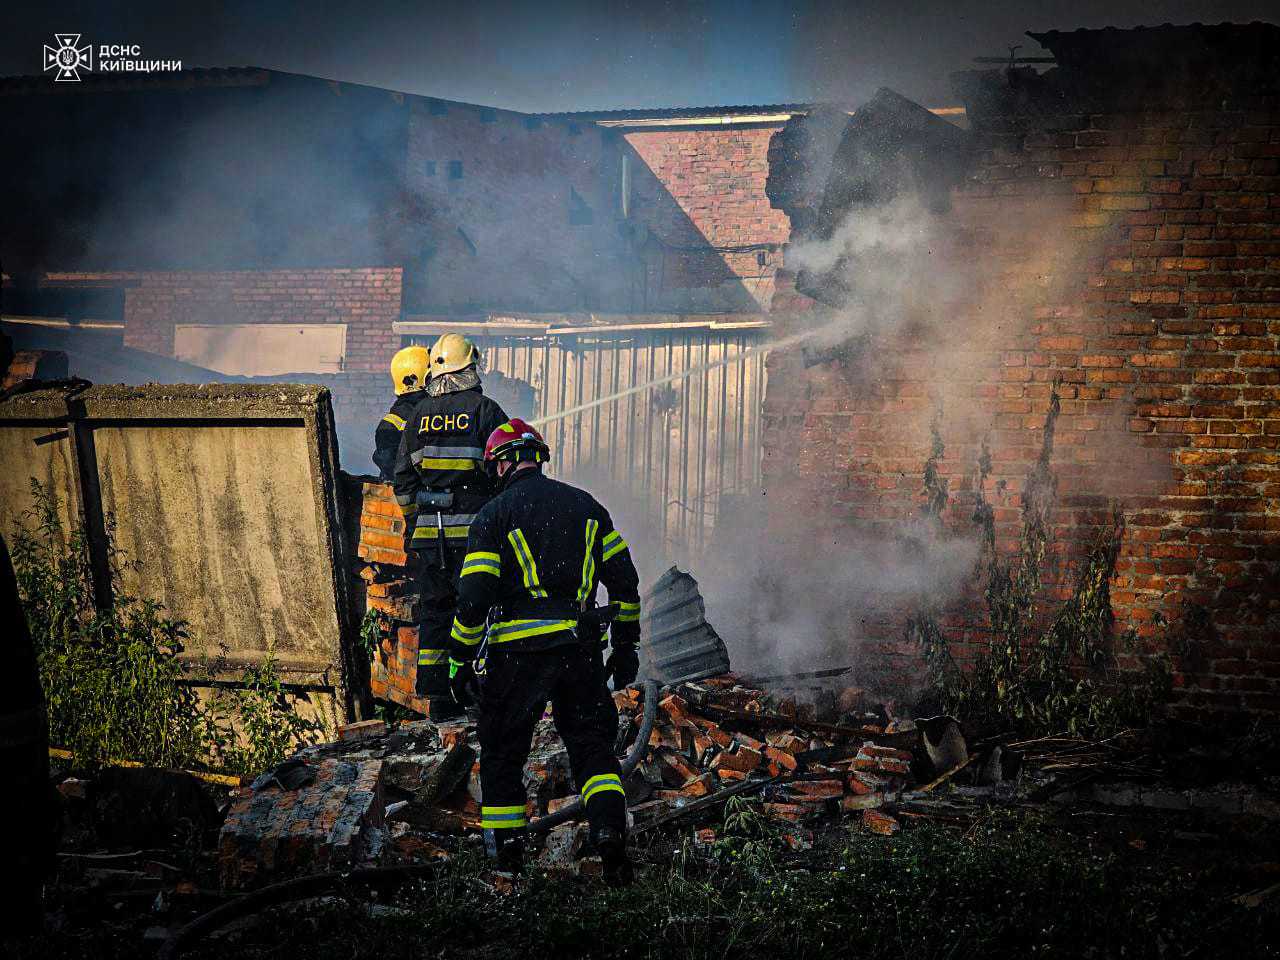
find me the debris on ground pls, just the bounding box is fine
[206,671,1280,890]
[34,676,1280,955]
[211,673,963,887]
[92,767,222,850]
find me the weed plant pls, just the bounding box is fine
[910,386,1171,736]
[10,481,324,775]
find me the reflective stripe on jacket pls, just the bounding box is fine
[451,469,641,655]
[372,394,421,482]
[391,385,508,549]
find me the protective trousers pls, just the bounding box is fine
[477,645,626,838]
[415,541,467,696]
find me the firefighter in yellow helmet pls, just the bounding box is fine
[374,346,431,481]
[392,334,508,701]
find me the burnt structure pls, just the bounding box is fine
[763,22,1280,717]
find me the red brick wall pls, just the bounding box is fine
[113,267,402,373]
[625,125,792,310]
[82,267,402,472]
[762,96,1280,715]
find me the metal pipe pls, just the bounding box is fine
[527,678,659,835]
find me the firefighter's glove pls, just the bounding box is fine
[448,658,480,708]
[604,644,639,690]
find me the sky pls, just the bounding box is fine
[4,0,1278,112]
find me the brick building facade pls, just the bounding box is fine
[2,70,808,325]
[614,114,796,310]
[761,23,1280,716]
[2,72,818,472]
[111,268,403,367]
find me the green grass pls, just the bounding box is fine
[198,813,1279,960]
[209,814,1280,960]
[18,809,1272,960]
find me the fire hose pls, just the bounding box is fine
[528,678,658,834]
[158,680,659,958]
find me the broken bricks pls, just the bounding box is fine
[218,758,386,890]
[783,779,844,803]
[219,671,931,889]
[338,719,388,742]
[861,809,901,836]
[853,742,913,777]
[657,749,701,787]
[607,676,932,833]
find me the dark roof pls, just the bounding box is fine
[957,21,1280,118]
[1,67,414,273]
[1030,20,1279,46]
[0,66,807,121]
[1028,21,1280,83]
[0,66,271,96]
[535,103,812,121]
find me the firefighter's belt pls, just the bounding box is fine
[491,600,618,636]
[416,489,456,509]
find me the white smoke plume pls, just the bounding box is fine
[681,194,979,690]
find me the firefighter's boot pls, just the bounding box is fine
[484,827,526,874]
[591,824,633,887]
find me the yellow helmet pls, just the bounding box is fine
[390,345,431,395]
[430,333,481,376]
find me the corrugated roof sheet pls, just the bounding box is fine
[535,103,813,120]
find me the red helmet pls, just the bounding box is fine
[484,418,550,464]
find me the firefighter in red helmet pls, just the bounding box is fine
[448,418,641,883]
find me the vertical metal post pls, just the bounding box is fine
[696,332,711,556]
[590,335,604,469]
[676,332,692,562]
[717,335,729,514]
[63,395,113,612]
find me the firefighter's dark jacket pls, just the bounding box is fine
[450,468,641,658]
[391,386,509,548]
[373,394,421,481]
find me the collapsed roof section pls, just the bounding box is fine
[766,88,973,306]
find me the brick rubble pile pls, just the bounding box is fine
[218,674,933,889]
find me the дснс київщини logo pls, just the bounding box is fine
[41,37,180,81]
[43,34,92,82]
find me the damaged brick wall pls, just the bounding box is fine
[356,482,433,715]
[219,757,385,889]
[762,29,1280,716]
